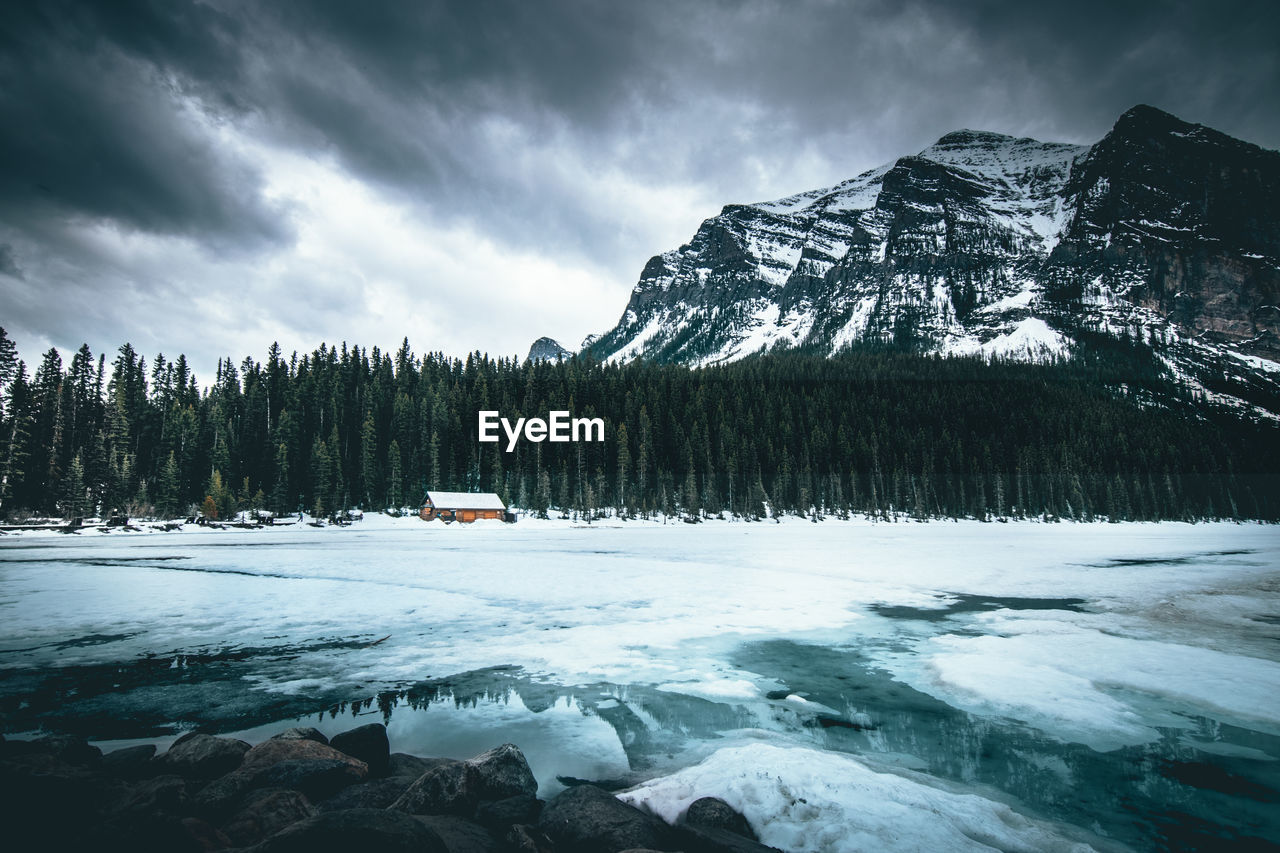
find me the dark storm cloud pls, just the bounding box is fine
[183,1,1280,241]
[0,2,290,252]
[235,0,716,256]
[5,0,1278,254]
[1,0,1277,374]
[923,0,1280,145]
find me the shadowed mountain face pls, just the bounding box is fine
[1045,105,1280,353]
[585,105,1280,414]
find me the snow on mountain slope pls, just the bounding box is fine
[590,129,1085,367]
[585,105,1280,417]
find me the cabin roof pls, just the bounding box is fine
[425,491,506,510]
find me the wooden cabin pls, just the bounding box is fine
[420,491,514,523]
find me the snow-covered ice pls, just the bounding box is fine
[2,515,1278,850]
[621,743,1102,853]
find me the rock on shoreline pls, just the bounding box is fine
[0,726,780,852]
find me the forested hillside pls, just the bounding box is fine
[0,327,1275,523]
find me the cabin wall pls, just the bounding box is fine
[420,505,504,523]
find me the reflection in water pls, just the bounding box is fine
[228,651,1280,852]
[0,635,385,739]
[219,665,758,798]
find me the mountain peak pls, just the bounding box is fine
[584,105,1280,404]
[526,337,572,362]
[1103,104,1277,166]
[931,129,1019,149]
[1115,103,1180,125]
[1110,103,1191,139]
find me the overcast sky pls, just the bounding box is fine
[1,0,1277,381]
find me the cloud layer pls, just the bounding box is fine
[1,0,1277,379]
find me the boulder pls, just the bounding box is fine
[181,816,233,851]
[391,759,479,816]
[157,734,251,779]
[103,743,157,778]
[251,808,448,852]
[414,814,502,852]
[193,738,367,817]
[121,774,188,814]
[169,730,205,749]
[0,737,42,757]
[0,752,119,847]
[221,787,315,847]
[328,723,389,776]
[242,737,367,772]
[35,734,102,766]
[469,743,537,800]
[269,727,329,746]
[683,796,757,840]
[475,793,542,829]
[317,776,419,811]
[506,823,557,852]
[249,758,366,802]
[191,770,257,817]
[538,784,674,853]
[388,752,443,778]
[86,811,204,853]
[0,751,121,807]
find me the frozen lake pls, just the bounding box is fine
[2,516,1278,851]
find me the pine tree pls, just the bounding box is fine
[0,361,31,516]
[359,414,377,508]
[388,439,402,510]
[311,438,331,517]
[557,463,570,518]
[157,452,180,518]
[615,422,631,517]
[637,405,650,516]
[271,442,291,515]
[489,443,505,503]
[534,468,551,519]
[209,469,234,520]
[62,452,87,519]
[0,328,17,396]
[682,466,699,520]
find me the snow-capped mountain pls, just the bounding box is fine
[527,336,573,362]
[585,105,1280,414]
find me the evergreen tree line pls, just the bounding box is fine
[0,326,1276,523]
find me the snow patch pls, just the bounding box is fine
[912,616,1280,751]
[620,743,1101,853]
[945,317,1070,360]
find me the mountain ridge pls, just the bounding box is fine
[575,104,1280,417]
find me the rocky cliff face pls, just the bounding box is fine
[1045,105,1280,356]
[585,105,1280,415]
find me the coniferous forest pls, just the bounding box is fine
[0,326,1276,524]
